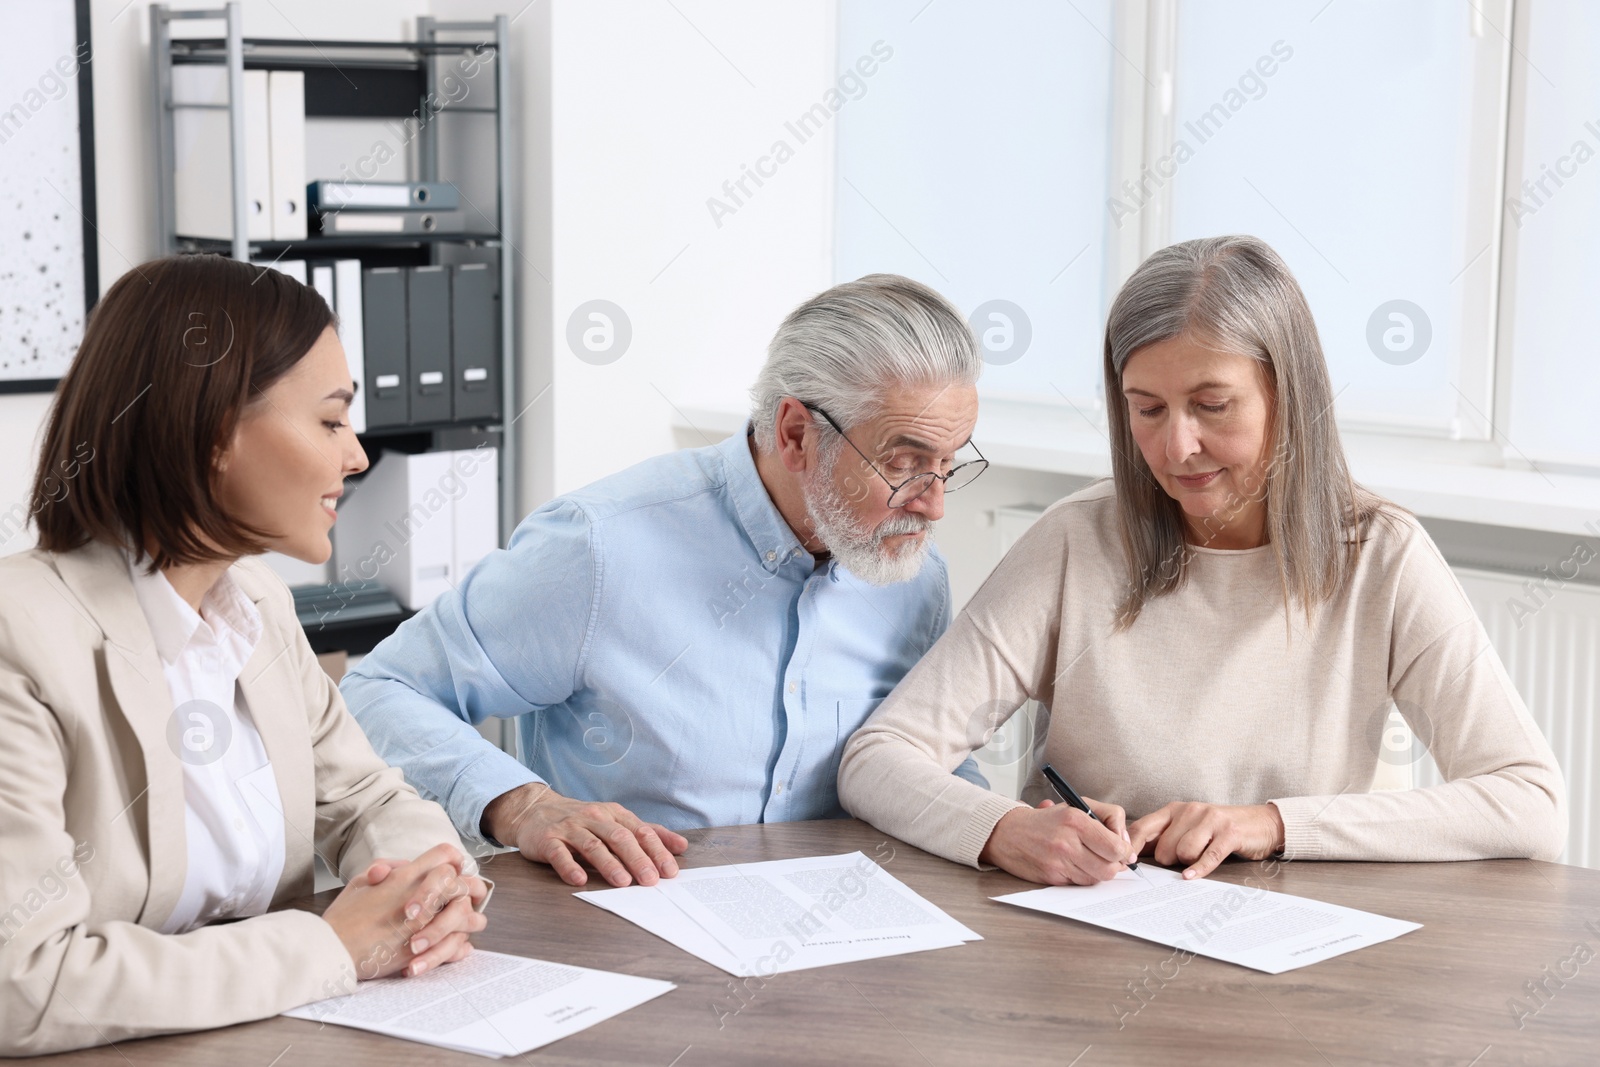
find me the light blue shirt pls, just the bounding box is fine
[341,428,984,845]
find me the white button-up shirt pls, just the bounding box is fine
[126,553,287,935]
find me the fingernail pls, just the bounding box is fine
[411,938,429,954]
[664,859,679,876]
[411,961,427,976]
[1183,869,1195,879]
[405,904,420,920]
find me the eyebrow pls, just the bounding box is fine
[325,387,356,405]
[883,432,973,455]
[1123,380,1232,398]
[884,433,938,452]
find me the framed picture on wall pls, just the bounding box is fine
[0,0,97,394]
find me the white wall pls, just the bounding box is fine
[533,0,836,500]
[0,393,52,557]
[934,466,1090,612]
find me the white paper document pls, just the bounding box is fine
[993,866,1420,974]
[283,949,674,1058]
[577,851,980,977]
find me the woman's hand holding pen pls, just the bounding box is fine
[1127,801,1285,880]
[978,796,1139,886]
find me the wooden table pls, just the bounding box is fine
[31,819,1600,1066]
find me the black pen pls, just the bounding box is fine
[1042,763,1141,871]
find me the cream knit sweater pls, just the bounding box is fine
[838,480,1567,868]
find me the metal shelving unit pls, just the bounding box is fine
[150,3,517,557]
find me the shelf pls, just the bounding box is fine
[359,420,503,440]
[171,37,497,63]
[171,52,434,74]
[178,233,502,255]
[170,37,499,118]
[300,607,416,657]
[292,579,414,656]
[155,3,518,556]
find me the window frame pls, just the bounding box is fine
[1109,0,1518,451]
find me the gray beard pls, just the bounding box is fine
[802,450,933,586]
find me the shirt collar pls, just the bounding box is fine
[716,425,812,575]
[124,551,263,666]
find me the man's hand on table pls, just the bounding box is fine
[482,783,688,887]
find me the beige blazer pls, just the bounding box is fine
[0,541,469,1056]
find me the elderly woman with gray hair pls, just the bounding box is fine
[839,235,1567,884]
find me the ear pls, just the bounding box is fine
[772,397,817,475]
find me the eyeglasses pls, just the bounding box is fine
[803,403,989,508]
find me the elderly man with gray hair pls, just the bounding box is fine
[343,274,991,889]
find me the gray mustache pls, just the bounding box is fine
[874,515,932,541]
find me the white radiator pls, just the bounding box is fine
[981,506,1599,868]
[1439,567,1599,868]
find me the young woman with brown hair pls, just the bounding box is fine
[0,254,489,1055]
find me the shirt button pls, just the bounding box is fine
[233,818,246,833]
[787,681,796,694]
[766,550,777,562]
[775,784,784,796]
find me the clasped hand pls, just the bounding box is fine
[321,842,490,979]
